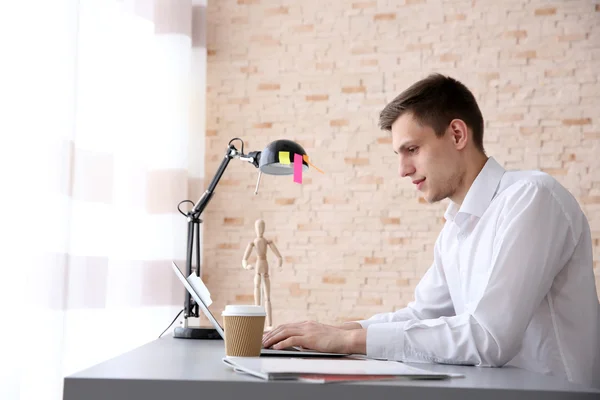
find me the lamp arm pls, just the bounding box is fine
[190,144,260,218]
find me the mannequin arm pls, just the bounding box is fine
[267,240,283,269]
[242,242,255,269]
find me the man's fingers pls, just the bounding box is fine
[263,327,302,349]
[272,336,303,350]
[262,322,304,344]
[262,324,287,344]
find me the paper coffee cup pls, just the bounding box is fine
[222,305,266,357]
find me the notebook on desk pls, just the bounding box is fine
[170,261,348,357]
[222,356,464,382]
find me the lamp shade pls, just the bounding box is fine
[259,139,309,175]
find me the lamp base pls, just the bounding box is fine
[173,326,223,340]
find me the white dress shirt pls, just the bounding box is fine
[359,157,600,387]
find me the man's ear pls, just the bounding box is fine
[449,119,468,150]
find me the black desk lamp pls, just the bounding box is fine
[173,137,309,339]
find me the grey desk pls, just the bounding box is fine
[63,336,600,400]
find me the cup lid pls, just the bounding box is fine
[221,305,266,317]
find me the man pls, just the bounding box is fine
[262,73,600,387]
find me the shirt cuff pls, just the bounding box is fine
[356,319,376,329]
[366,322,407,361]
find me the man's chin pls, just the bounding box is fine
[424,193,443,204]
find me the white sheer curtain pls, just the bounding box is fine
[0,1,206,399]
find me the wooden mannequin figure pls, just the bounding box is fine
[241,219,283,328]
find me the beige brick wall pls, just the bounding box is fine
[202,0,600,327]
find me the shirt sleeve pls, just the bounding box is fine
[366,182,578,366]
[357,232,455,329]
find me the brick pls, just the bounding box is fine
[558,34,587,42]
[534,7,556,16]
[377,136,392,144]
[352,46,376,55]
[388,238,406,245]
[406,0,425,4]
[544,69,574,78]
[498,113,524,122]
[352,1,376,9]
[223,217,244,226]
[235,294,254,302]
[352,175,384,184]
[499,84,520,93]
[364,257,385,265]
[418,197,427,204]
[219,179,241,186]
[231,15,249,23]
[396,278,409,286]
[275,198,295,205]
[258,83,280,90]
[265,6,288,16]
[323,197,348,204]
[444,14,466,22]
[250,35,279,46]
[331,119,350,127]
[240,66,258,74]
[305,94,329,101]
[583,132,600,140]
[440,53,461,62]
[316,62,335,70]
[381,217,401,225]
[322,276,346,284]
[297,223,321,231]
[361,59,378,66]
[581,197,600,204]
[344,157,369,165]
[293,24,314,33]
[597,5,600,11]
[342,86,366,93]
[253,122,273,129]
[217,243,240,249]
[541,168,568,176]
[516,50,536,59]
[406,43,433,51]
[520,127,542,135]
[357,297,383,306]
[374,13,396,21]
[504,30,527,39]
[206,129,218,137]
[207,49,216,56]
[480,72,500,82]
[228,97,249,105]
[562,118,591,126]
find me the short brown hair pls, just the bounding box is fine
[379,73,485,153]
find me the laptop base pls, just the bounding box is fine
[173,327,223,340]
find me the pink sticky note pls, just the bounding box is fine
[293,153,302,184]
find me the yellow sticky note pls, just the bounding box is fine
[279,151,290,164]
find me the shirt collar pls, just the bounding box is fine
[444,157,505,223]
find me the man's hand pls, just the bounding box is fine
[262,321,366,355]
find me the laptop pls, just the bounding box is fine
[170,261,348,357]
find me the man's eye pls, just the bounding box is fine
[408,147,418,153]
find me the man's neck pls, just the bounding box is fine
[450,153,489,206]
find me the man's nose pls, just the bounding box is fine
[398,159,415,178]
